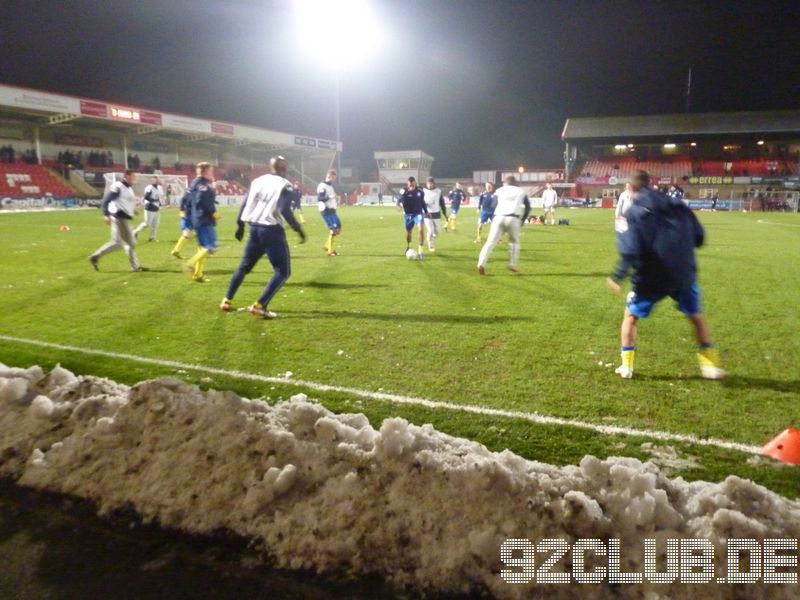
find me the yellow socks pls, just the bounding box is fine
[187,247,210,279]
[697,344,721,368]
[173,235,189,254]
[621,345,636,370]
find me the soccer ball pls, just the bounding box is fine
[405,249,418,260]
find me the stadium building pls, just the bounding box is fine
[562,110,800,211]
[0,83,340,209]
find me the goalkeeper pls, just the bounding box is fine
[220,155,306,319]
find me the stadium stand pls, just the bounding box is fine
[0,163,76,197]
[581,158,692,181]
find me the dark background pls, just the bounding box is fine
[1,0,798,176]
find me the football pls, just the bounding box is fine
[405,248,417,260]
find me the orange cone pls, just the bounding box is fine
[762,428,800,465]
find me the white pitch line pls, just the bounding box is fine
[0,334,762,455]
[756,219,800,227]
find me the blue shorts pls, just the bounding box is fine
[626,283,703,318]
[479,210,494,224]
[322,210,341,231]
[196,224,217,250]
[450,202,461,215]
[180,217,193,231]
[404,213,424,231]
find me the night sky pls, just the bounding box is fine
[1,0,798,177]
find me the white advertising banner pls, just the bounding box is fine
[0,84,80,114]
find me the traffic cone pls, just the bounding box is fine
[761,428,800,465]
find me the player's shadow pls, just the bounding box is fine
[287,281,387,289]
[721,375,800,394]
[644,374,800,394]
[524,272,609,278]
[281,309,531,324]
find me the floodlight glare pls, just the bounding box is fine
[294,0,380,70]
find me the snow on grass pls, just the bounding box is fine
[1,362,799,598]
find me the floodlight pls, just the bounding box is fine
[294,0,380,70]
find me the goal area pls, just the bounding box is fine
[103,173,188,207]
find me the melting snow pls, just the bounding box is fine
[1,362,798,598]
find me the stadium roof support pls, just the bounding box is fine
[562,110,800,141]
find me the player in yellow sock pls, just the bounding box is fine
[171,189,194,259]
[608,170,725,381]
[186,247,210,281]
[476,182,497,243]
[447,182,465,231]
[318,170,341,256]
[184,162,218,282]
[697,342,724,379]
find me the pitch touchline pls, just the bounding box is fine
[0,334,761,455]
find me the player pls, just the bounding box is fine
[476,175,530,275]
[288,180,306,224]
[542,182,558,225]
[607,170,725,380]
[615,183,634,219]
[133,176,162,241]
[88,169,148,272]
[170,185,195,259]
[475,182,497,243]
[397,176,429,257]
[220,155,306,319]
[422,176,447,252]
[446,181,466,231]
[184,162,219,283]
[317,170,341,256]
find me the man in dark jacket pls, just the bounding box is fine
[607,170,724,380]
[185,162,218,282]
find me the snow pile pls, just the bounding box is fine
[1,363,799,599]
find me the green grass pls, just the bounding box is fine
[1,206,799,496]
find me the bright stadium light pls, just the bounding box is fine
[294,0,381,179]
[663,143,676,149]
[757,140,765,145]
[294,0,380,70]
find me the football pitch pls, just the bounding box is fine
[1,206,798,497]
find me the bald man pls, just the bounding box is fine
[220,156,306,319]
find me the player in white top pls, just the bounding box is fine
[542,182,558,225]
[317,170,341,256]
[220,156,306,318]
[133,177,162,241]
[422,176,447,252]
[615,183,634,218]
[88,169,148,272]
[477,175,531,275]
[614,183,634,234]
